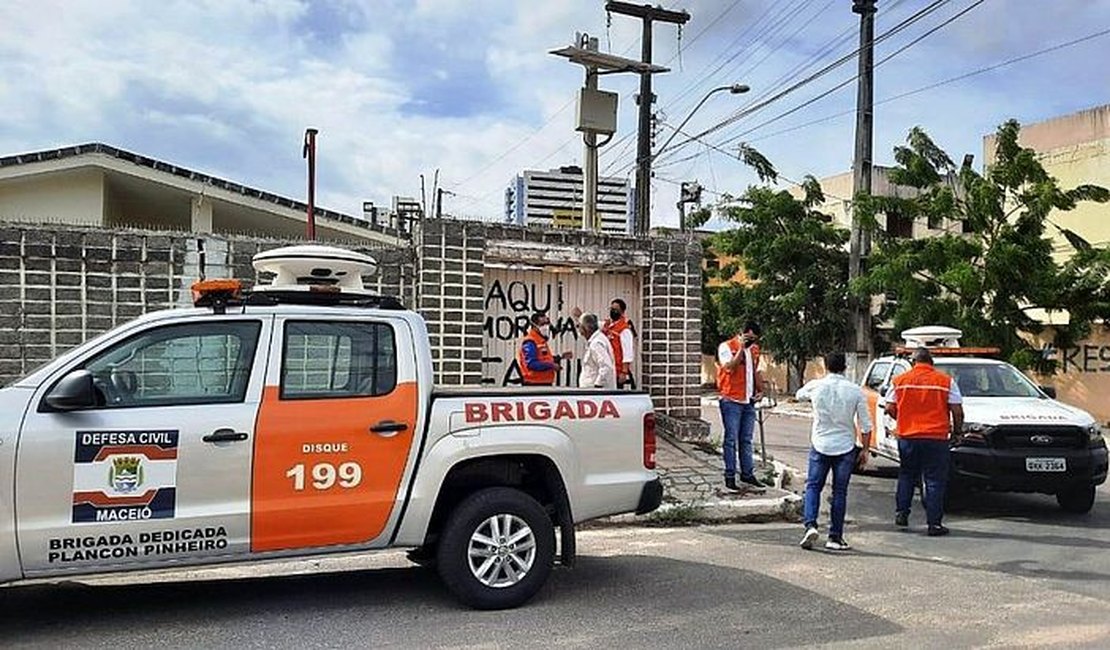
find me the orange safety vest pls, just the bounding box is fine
[892,364,954,439]
[604,317,632,368]
[717,337,760,402]
[517,328,557,386]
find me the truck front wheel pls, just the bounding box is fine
[1056,484,1096,514]
[436,487,555,610]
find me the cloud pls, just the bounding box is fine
[0,0,1108,232]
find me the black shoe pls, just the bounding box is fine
[825,536,851,551]
[927,525,950,537]
[894,512,909,528]
[725,477,741,491]
[740,475,769,487]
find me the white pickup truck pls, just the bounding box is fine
[0,246,661,609]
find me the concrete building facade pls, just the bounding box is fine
[0,143,402,245]
[505,167,632,235]
[984,104,1110,258]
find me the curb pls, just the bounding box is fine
[595,493,803,527]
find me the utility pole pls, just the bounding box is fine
[848,0,876,381]
[582,39,601,232]
[605,1,689,235]
[436,187,455,219]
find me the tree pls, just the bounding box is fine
[857,120,1110,370]
[703,177,851,392]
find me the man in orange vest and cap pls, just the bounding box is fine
[603,298,636,388]
[884,347,964,536]
[717,321,768,490]
[517,311,572,386]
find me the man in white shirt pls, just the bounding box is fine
[578,313,617,389]
[716,321,766,490]
[794,352,872,551]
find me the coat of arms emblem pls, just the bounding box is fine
[109,456,143,494]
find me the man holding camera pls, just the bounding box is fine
[717,322,769,490]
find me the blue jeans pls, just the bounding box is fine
[896,438,950,527]
[803,447,857,537]
[720,399,757,479]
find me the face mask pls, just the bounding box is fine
[609,309,622,321]
[539,325,552,339]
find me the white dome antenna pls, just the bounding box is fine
[252,245,379,294]
[901,325,963,349]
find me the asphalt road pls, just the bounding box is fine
[1,412,1108,648]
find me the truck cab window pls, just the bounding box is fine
[281,321,397,399]
[864,361,891,390]
[82,321,261,408]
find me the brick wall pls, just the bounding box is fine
[0,220,707,440]
[643,237,704,421]
[414,218,708,439]
[0,224,412,383]
[415,219,486,386]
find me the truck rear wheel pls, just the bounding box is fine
[1056,484,1096,514]
[436,487,555,610]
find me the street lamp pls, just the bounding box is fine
[653,83,749,162]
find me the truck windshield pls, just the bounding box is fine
[936,362,1043,398]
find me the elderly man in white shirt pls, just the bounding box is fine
[578,313,617,389]
[795,352,872,552]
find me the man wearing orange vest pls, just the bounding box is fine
[884,347,964,536]
[603,298,636,388]
[717,321,768,490]
[517,311,572,386]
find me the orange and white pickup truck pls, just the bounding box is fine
[0,245,661,609]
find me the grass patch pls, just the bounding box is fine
[645,503,706,527]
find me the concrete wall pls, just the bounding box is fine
[1029,326,1110,426]
[0,169,105,226]
[794,167,963,238]
[985,105,1110,258]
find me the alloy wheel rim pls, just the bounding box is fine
[467,513,537,588]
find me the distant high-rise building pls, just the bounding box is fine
[505,166,631,235]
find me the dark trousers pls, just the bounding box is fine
[804,447,857,538]
[896,438,950,527]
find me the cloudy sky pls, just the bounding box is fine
[2,0,1108,230]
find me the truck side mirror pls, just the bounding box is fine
[1040,385,1057,399]
[879,385,889,398]
[43,370,97,411]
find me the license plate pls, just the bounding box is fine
[1026,457,1067,472]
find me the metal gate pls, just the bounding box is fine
[481,266,641,387]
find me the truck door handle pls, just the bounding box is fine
[370,421,408,437]
[203,428,249,443]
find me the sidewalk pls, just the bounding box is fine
[609,428,802,526]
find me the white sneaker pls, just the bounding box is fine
[825,536,851,551]
[800,527,819,550]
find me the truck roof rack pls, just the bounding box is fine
[243,290,405,310]
[893,346,1001,358]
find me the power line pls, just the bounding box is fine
[741,26,1110,144]
[713,0,913,145]
[458,1,731,204]
[660,0,952,157]
[717,0,988,147]
[662,0,797,113]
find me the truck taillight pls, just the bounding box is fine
[643,412,657,470]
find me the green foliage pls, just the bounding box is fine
[858,120,1110,370]
[707,177,851,385]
